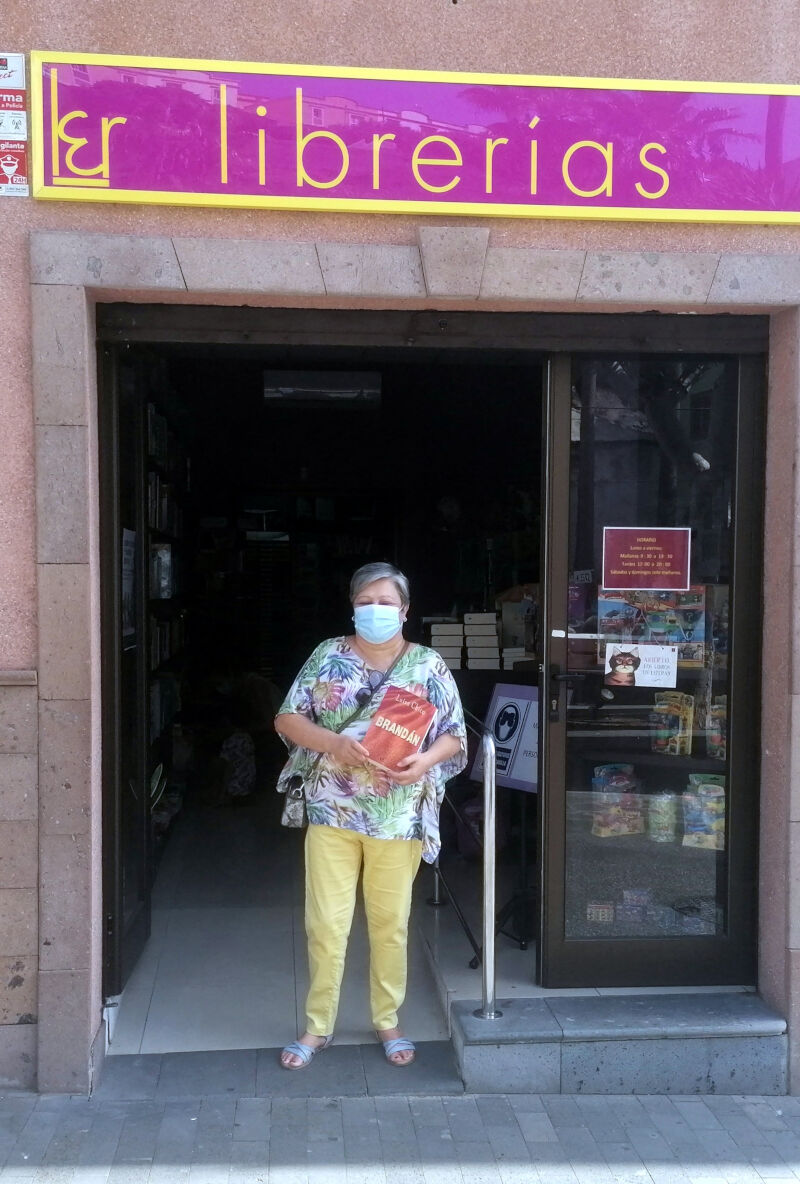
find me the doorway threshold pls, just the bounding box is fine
[92,1039,463,1101]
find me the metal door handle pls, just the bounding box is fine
[548,665,586,721]
[549,663,586,682]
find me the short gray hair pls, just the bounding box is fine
[350,562,410,606]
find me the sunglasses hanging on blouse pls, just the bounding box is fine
[355,668,386,707]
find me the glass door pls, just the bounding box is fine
[540,351,764,987]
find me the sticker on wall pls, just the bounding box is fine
[0,108,27,137]
[0,85,26,138]
[0,53,25,89]
[0,54,28,196]
[0,141,29,196]
[604,643,678,689]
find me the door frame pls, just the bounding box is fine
[95,305,769,998]
[539,349,766,987]
[99,347,152,998]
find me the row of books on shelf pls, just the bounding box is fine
[146,404,191,487]
[426,612,533,670]
[149,613,186,670]
[148,471,184,537]
[149,673,181,741]
[149,543,182,599]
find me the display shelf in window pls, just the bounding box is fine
[567,747,727,774]
[564,762,728,940]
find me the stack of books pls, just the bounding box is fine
[465,612,500,669]
[502,646,526,669]
[428,621,464,669]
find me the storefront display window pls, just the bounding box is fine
[561,355,745,953]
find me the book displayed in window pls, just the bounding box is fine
[360,686,437,774]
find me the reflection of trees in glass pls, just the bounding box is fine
[577,357,735,581]
[82,79,213,185]
[584,92,752,205]
[462,84,755,207]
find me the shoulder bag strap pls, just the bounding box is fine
[288,643,412,792]
[331,640,410,735]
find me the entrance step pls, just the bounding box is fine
[94,1041,463,1100]
[450,993,787,1094]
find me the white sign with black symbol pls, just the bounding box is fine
[470,682,538,792]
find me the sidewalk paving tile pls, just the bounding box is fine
[156,1051,256,1100]
[7,1089,800,1184]
[90,1059,162,1103]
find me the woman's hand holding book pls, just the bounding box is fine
[329,733,370,767]
[390,751,434,785]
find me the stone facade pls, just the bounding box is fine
[5,0,800,1091]
[5,228,795,1091]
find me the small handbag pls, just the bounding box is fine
[279,644,408,828]
[280,774,309,828]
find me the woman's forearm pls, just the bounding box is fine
[274,713,337,754]
[424,733,464,770]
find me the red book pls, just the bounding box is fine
[361,686,437,774]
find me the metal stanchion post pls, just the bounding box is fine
[427,859,446,907]
[474,730,501,1020]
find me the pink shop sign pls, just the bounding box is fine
[29,51,800,222]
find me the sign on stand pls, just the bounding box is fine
[471,683,538,792]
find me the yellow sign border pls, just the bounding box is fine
[30,49,800,225]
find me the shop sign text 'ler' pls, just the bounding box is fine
[29,51,800,223]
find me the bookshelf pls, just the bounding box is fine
[145,400,190,850]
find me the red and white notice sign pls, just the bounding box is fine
[0,54,28,194]
[0,90,27,139]
[0,140,29,196]
[602,526,691,592]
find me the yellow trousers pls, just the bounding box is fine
[304,823,423,1036]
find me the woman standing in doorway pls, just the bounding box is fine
[275,562,466,1069]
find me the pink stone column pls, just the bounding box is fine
[762,308,800,1089]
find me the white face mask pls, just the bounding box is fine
[353,604,402,644]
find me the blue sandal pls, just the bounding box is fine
[377,1032,416,1066]
[280,1034,333,1069]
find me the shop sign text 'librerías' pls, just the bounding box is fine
[29,51,800,223]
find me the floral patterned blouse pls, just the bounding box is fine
[276,637,467,863]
